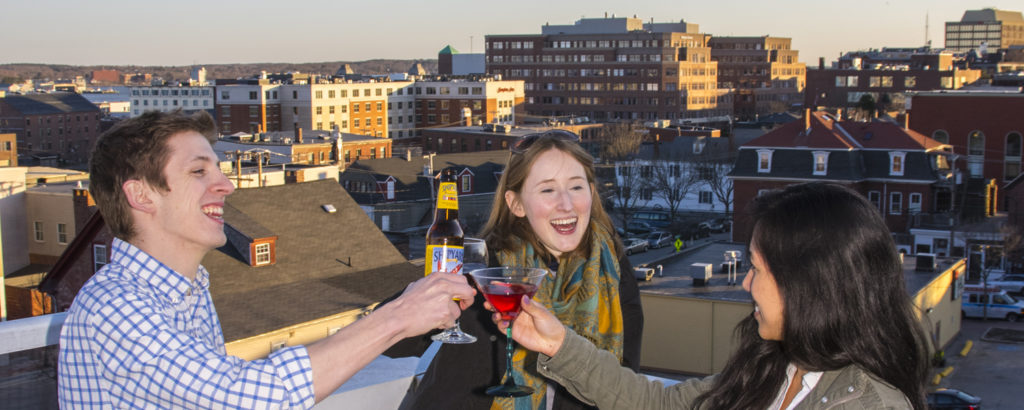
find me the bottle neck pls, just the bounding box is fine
[435,181,459,211]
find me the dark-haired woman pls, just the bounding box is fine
[500,182,929,409]
[385,131,644,410]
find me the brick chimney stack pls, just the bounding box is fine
[72,188,97,235]
[297,128,303,144]
[804,108,811,130]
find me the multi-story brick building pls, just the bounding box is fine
[908,90,1024,193]
[945,8,1024,54]
[485,16,733,124]
[0,133,16,166]
[729,110,953,244]
[214,73,524,143]
[128,85,215,117]
[422,123,602,154]
[805,48,981,111]
[0,93,102,165]
[708,36,806,120]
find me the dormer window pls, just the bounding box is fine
[757,149,774,173]
[458,168,475,193]
[812,151,829,176]
[250,238,276,266]
[889,151,906,176]
[693,137,706,155]
[254,243,271,265]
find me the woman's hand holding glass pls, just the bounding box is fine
[487,295,567,358]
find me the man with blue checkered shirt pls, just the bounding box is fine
[58,110,475,408]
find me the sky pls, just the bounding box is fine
[3,0,1021,67]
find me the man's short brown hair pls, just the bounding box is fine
[89,110,217,240]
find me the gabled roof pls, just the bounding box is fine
[342,150,508,204]
[203,179,420,341]
[439,45,459,55]
[632,133,762,162]
[744,111,948,151]
[2,93,100,115]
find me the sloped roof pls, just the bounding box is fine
[439,45,459,55]
[961,8,1023,23]
[731,112,948,183]
[744,111,948,151]
[633,132,762,162]
[408,63,428,76]
[203,179,420,341]
[342,150,509,204]
[2,93,100,115]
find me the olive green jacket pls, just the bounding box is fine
[538,328,913,410]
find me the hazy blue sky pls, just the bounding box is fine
[3,0,1019,67]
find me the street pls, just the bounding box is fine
[937,316,1024,409]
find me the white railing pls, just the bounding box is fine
[0,312,66,355]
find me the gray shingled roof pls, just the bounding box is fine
[2,93,100,115]
[342,150,509,204]
[203,179,420,342]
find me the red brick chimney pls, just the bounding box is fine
[836,108,842,120]
[72,188,97,235]
[297,128,303,144]
[804,108,811,130]
[903,113,910,129]
[463,107,473,126]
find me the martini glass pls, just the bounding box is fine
[468,266,548,397]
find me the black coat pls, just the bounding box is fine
[383,252,644,410]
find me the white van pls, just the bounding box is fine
[962,285,1024,322]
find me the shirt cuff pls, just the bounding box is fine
[267,345,317,408]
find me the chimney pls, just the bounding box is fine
[297,128,303,144]
[818,57,825,70]
[904,112,910,129]
[406,148,412,161]
[836,108,842,120]
[804,108,811,131]
[72,188,97,235]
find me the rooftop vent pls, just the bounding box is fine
[915,253,937,272]
[321,204,337,214]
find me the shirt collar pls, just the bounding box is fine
[110,238,210,302]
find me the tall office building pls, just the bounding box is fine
[708,36,805,121]
[485,16,732,124]
[945,8,1024,54]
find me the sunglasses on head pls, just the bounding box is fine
[510,130,581,154]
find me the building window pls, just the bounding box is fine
[932,130,949,144]
[57,223,68,244]
[868,191,881,211]
[812,151,829,175]
[461,175,472,192]
[93,244,108,272]
[909,193,922,213]
[756,149,773,173]
[889,151,906,176]
[1006,132,1023,180]
[699,191,712,204]
[255,243,271,265]
[889,192,903,215]
[904,76,916,88]
[34,221,44,241]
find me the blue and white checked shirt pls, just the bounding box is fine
[58,238,316,409]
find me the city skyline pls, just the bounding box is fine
[3,0,1020,69]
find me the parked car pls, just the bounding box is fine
[962,285,1024,322]
[927,388,981,409]
[646,231,674,249]
[624,238,649,255]
[699,217,731,233]
[676,222,710,241]
[988,273,1024,294]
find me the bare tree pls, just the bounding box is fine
[647,160,698,223]
[694,156,735,215]
[595,122,644,163]
[609,162,647,226]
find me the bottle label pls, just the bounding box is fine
[425,245,464,276]
[436,182,459,210]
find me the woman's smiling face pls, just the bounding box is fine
[743,241,785,341]
[505,148,592,258]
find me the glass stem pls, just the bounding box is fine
[504,325,516,387]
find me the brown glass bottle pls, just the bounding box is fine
[425,168,464,276]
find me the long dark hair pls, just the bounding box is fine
[693,183,928,409]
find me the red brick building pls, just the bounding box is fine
[0,93,103,165]
[708,36,806,120]
[89,70,121,85]
[805,48,981,112]
[729,110,953,243]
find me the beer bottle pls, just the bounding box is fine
[425,167,464,276]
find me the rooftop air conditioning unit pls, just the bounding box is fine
[915,253,937,272]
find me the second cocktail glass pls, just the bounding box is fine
[468,266,548,397]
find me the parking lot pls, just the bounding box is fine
[937,317,1024,409]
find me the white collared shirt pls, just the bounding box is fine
[768,363,823,410]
